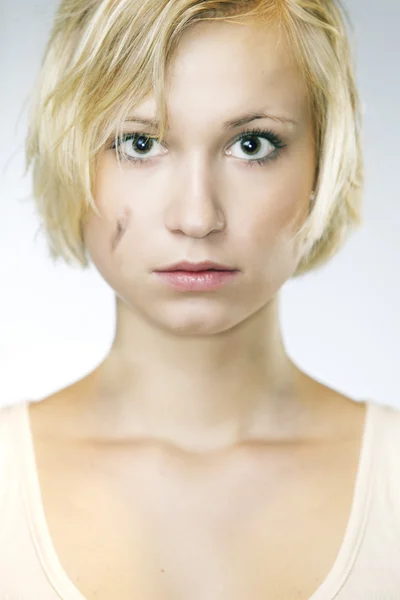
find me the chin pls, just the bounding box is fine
[143,300,247,336]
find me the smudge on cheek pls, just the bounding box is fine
[111,205,131,252]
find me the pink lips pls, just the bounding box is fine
[153,261,239,291]
[155,260,235,272]
[155,270,238,291]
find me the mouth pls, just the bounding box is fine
[155,261,237,273]
[153,268,239,291]
[161,270,231,275]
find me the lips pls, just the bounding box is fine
[156,260,235,272]
[154,268,239,291]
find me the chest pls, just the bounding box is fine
[33,437,361,600]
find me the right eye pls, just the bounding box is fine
[111,133,166,162]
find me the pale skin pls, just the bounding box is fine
[29,18,367,600]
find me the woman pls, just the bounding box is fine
[1,0,399,598]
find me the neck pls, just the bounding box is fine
[79,294,314,451]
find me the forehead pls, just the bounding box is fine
[171,20,297,84]
[131,20,310,131]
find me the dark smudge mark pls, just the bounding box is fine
[111,206,131,252]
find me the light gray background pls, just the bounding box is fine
[0,1,399,407]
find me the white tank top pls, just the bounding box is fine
[0,399,400,599]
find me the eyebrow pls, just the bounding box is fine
[124,111,298,130]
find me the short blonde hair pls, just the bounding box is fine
[25,0,364,277]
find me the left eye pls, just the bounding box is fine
[228,134,275,161]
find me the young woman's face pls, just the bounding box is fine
[83,20,316,335]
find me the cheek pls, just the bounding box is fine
[82,205,140,299]
[232,139,314,251]
[83,156,133,271]
[81,210,114,274]
[241,185,310,281]
[87,154,142,252]
[250,188,307,246]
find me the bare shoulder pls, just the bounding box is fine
[28,371,98,438]
[294,368,368,442]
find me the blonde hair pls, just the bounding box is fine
[24,0,364,277]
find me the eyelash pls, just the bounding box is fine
[110,127,287,167]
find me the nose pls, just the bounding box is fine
[164,154,226,238]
